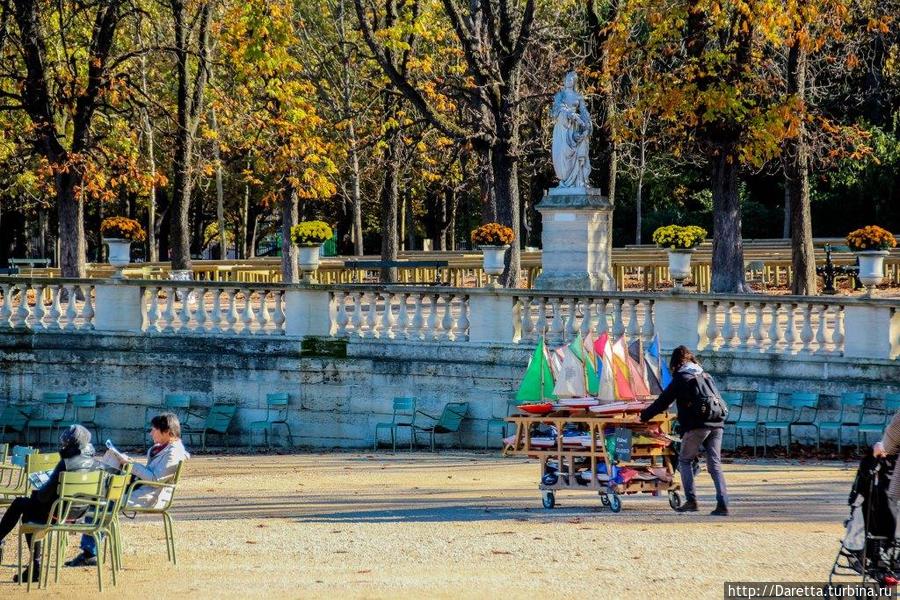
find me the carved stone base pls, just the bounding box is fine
[533,187,615,292]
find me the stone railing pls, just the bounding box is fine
[0,276,897,360]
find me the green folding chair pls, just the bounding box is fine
[188,403,237,450]
[721,391,743,450]
[70,393,101,444]
[786,392,820,456]
[819,392,865,453]
[485,397,519,449]
[859,394,900,450]
[755,392,784,456]
[122,460,185,564]
[0,445,36,503]
[26,393,70,448]
[248,393,293,449]
[373,397,417,452]
[414,402,469,451]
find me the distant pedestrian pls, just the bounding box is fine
[640,346,729,515]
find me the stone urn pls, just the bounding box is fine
[667,249,695,292]
[103,238,132,279]
[298,245,322,283]
[856,250,889,296]
[480,245,509,287]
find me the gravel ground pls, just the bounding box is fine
[0,453,857,599]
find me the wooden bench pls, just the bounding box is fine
[343,260,451,284]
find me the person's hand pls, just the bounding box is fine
[873,441,887,457]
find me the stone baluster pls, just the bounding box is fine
[381,292,395,339]
[612,299,625,338]
[411,294,425,340]
[196,288,210,332]
[767,303,781,351]
[721,302,735,349]
[273,291,285,334]
[457,296,470,340]
[0,283,11,327]
[737,302,750,350]
[814,304,828,353]
[549,297,564,344]
[365,292,379,338]
[535,298,547,339]
[752,303,766,351]
[783,303,798,353]
[48,285,63,330]
[226,289,240,333]
[642,300,655,341]
[147,287,162,332]
[257,290,271,333]
[596,299,609,337]
[396,293,409,340]
[564,298,578,342]
[33,284,46,330]
[181,287,195,333]
[161,287,176,332]
[799,304,814,353]
[704,302,720,350]
[350,292,363,337]
[63,285,77,331]
[15,283,31,328]
[241,289,255,334]
[626,299,640,340]
[832,305,845,350]
[425,294,439,340]
[441,294,454,341]
[335,292,350,336]
[81,286,94,329]
[209,289,223,333]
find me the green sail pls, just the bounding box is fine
[585,357,600,396]
[515,337,557,402]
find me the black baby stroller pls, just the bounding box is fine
[829,450,900,586]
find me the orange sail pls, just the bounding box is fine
[611,336,637,401]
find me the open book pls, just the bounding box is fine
[101,439,130,469]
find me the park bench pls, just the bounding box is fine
[8,258,51,276]
[344,259,450,285]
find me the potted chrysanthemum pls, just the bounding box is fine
[471,223,514,287]
[652,225,707,291]
[290,220,333,282]
[847,225,897,295]
[101,217,146,278]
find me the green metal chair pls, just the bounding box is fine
[485,397,519,449]
[147,393,194,444]
[414,402,469,451]
[819,392,865,453]
[0,403,29,443]
[26,392,70,448]
[187,403,237,450]
[122,460,185,564]
[786,392,820,456]
[754,392,784,456]
[70,393,101,443]
[858,393,900,449]
[248,393,293,449]
[0,445,36,503]
[2,452,59,511]
[373,397,417,452]
[721,391,743,450]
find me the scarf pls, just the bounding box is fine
[149,442,170,460]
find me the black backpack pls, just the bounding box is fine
[683,372,728,423]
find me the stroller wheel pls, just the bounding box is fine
[668,491,682,510]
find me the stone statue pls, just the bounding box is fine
[550,71,592,188]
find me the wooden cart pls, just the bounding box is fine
[505,410,682,512]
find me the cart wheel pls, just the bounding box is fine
[608,493,622,513]
[599,493,610,506]
[668,491,682,510]
[542,491,555,509]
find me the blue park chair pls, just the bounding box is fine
[858,394,900,450]
[373,397,418,452]
[819,392,865,453]
[248,393,293,449]
[721,391,743,451]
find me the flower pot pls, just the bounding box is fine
[103,238,132,278]
[480,245,509,287]
[856,250,889,296]
[667,249,694,292]
[298,245,322,282]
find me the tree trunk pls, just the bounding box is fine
[782,186,791,239]
[281,184,299,283]
[710,153,747,293]
[348,121,364,256]
[786,41,816,295]
[169,0,193,272]
[405,193,415,251]
[479,148,498,223]
[380,126,400,282]
[57,173,86,277]
[491,139,521,288]
[635,136,645,245]
[211,104,227,260]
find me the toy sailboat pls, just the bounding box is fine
[515,337,557,414]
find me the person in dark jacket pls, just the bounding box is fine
[639,346,729,515]
[0,424,104,582]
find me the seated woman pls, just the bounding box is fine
[0,424,104,582]
[67,412,190,567]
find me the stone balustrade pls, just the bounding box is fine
[0,277,897,360]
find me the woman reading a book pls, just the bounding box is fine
[67,412,190,567]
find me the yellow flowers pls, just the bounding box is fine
[471,223,514,247]
[290,221,333,247]
[652,225,707,250]
[101,217,146,242]
[847,226,896,252]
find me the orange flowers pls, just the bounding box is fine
[101,217,146,242]
[847,225,896,252]
[471,223,514,246]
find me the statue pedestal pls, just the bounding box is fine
[533,187,615,291]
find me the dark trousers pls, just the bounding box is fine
[0,496,50,562]
[679,427,728,505]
